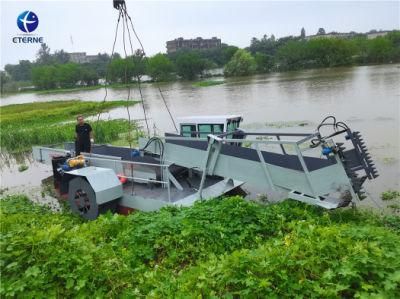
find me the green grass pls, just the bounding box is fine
[36,85,104,95]
[17,165,28,172]
[34,82,149,94]
[0,100,139,153]
[3,82,150,96]
[1,195,399,298]
[192,80,225,87]
[381,190,400,201]
[1,100,137,126]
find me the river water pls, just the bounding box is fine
[1,64,399,206]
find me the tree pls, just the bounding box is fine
[366,37,393,63]
[301,28,306,38]
[222,46,239,65]
[90,53,113,79]
[108,58,134,83]
[386,30,400,62]
[167,44,238,68]
[317,28,326,35]
[4,60,33,81]
[276,40,308,70]
[31,65,58,89]
[0,71,11,94]
[56,63,81,88]
[175,52,206,80]
[80,65,99,86]
[53,50,70,64]
[224,49,256,77]
[147,53,174,81]
[36,43,53,65]
[307,38,356,67]
[130,49,146,80]
[248,34,280,56]
[254,52,274,73]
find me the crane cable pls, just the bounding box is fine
[120,6,150,137]
[95,9,122,135]
[120,6,137,145]
[96,1,178,146]
[121,4,179,133]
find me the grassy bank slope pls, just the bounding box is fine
[0,100,138,153]
[1,195,399,298]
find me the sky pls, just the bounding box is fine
[1,0,399,68]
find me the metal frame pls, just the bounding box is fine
[153,131,359,208]
[83,156,172,203]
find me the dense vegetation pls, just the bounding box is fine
[0,100,138,153]
[1,195,399,297]
[2,30,398,92]
[224,49,256,76]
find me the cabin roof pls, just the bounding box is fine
[177,115,242,124]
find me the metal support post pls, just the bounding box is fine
[255,143,276,191]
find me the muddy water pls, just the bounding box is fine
[1,64,399,206]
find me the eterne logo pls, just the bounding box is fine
[13,10,44,44]
[17,11,39,33]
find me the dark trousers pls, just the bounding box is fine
[75,141,91,155]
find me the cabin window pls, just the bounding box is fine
[197,124,224,137]
[181,124,197,137]
[227,120,239,132]
[212,124,224,134]
[198,124,212,138]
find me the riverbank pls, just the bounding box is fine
[1,82,143,97]
[2,61,397,97]
[1,78,227,97]
[0,100,140,154]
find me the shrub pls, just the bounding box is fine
[1,195,399,297]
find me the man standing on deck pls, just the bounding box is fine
[75,115,94,155]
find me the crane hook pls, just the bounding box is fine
[113,0,125,10]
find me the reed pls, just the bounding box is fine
[0,100,138,153]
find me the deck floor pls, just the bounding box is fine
[122,175,223,203]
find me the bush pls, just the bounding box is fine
[175,52,206,80]
[146,53,175,82]
[1,195,399,297]
[224,49,256,77]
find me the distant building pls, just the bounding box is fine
[68,52,97,64]
[366,31,390,39]
[166,37,221,53]
[305,32,356,41]
[305,30,392,41]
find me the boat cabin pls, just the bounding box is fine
[177,115,243,138]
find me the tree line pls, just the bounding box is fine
[1,29,399,92]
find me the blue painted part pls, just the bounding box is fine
[62,163,71,171]
[322,147,333,156]
[131,149,140,157]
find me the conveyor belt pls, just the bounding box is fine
[165,133,336,172]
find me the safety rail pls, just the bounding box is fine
[163,131,320,152]
[196,133,322,198]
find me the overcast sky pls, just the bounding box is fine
[1,0,399,68]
